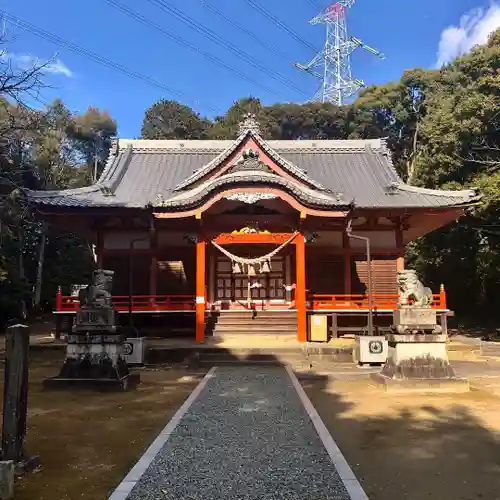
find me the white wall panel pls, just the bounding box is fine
[157,231,190,246]
[311,231,343,247]
[348,231,396,248]
[103,231,150,250]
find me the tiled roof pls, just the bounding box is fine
[26,135,480,211]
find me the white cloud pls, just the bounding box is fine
[1,52,73,77]
[43,59,73,78]
[436,3,500,67]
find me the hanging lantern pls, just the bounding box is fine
[247,264,256,276]
[260,260,271,274]
[232,261,243,274]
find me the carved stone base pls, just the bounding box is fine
[381,333,455,379]
[374,333,468,393]
[44,338,139,391]
[393,308,442,334]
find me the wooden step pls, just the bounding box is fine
[212,332,298,337]
[211,313,296,319]
[215,318,298,326]
[215,316,297,320]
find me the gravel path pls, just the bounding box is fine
[127,366,351,500]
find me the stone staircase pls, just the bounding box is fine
[194,344,354,368]
[191,310,353,368]
[208,310,298,336]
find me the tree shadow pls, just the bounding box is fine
[303,375,500,500]
[453,316,500,342]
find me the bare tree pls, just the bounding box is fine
[0,32,50,318]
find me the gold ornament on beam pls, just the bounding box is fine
[232,226,271,235]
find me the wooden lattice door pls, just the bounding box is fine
[216,257,233,301]
[215,256,286,304]
[266,257,285,300]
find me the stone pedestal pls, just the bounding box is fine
[381,333,454,378]
[373,307,468,392]
[44,334,137,391]
[373,334,468,392]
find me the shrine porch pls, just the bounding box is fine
[52,290,451,340]
[56,227,451,342]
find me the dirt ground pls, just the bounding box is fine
[304,376,500,500]
[5,352,205,500]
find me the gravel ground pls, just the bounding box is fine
[127,366,351,500]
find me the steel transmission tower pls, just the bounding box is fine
[295,1,384,105]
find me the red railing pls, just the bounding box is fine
[56,289,196,312]
[310,286,447,311]
[55,286,448,313]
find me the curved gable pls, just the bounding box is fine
[173,129,326,192]
[153,170,351,212]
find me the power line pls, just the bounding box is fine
[242,0,319,53]
[0,10,218,113]
[306,0,323,10]
[103,0,294,100]
[140,0,306,97]
[199,0,295,63]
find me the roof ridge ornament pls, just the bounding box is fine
[110,137,119,156]
[243,148,259,159]
[238,113,262,136]
[226,149,274,175]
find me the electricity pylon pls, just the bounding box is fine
[295,1,384,105]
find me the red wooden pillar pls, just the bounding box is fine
[149,220,158,300]
[295,233,307,343]
[56,286,63,311]
[440,284,447,309]
[395,223,405,272]
[196,238,206,343]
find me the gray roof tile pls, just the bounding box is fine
[26,136,480,210]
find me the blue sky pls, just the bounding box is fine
[2,0,499,137]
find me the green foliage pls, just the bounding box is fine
[209,97,267,139]
[0,95,117,327]
[141,100,210,140]
[403,29,500,316]
[146,97,387,142]
[69,106,117,181]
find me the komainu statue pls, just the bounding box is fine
[397,270,433,308]
[78,269,114,309]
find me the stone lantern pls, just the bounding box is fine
[44,269,138,391]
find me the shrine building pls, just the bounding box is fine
[27,116,479,342]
